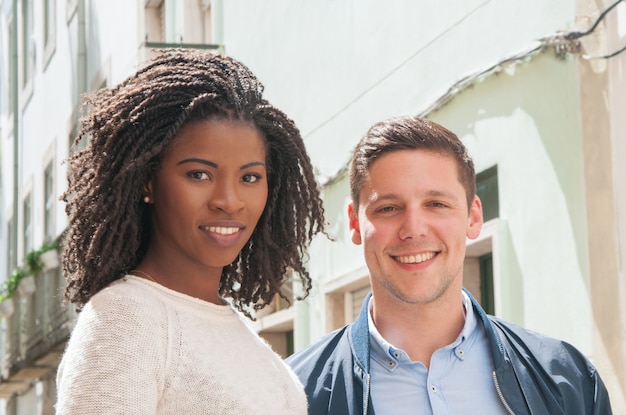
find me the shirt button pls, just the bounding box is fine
[387,361,395,368]
[430,385,437,393]
[456,348,465,358]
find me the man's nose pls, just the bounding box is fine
[398,207,428,240]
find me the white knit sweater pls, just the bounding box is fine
[56,275,308,414]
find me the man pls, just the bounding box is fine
[286,115,612,414]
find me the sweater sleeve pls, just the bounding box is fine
[56,284,169,415]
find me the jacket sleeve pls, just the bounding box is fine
[287,327,366,415]
[590,361,613,415]
[490,317,613,415]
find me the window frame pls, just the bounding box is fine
[22,192,33,258]
[43,159,56,243]
[476,165,499,223]
[43,0,57,69]
[21,0,35,91]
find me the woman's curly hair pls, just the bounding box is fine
[62,49,326,316]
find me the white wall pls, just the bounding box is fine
[222,0,577,180]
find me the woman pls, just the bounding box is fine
[56,49,325,414]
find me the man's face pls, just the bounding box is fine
[348,149,483,306]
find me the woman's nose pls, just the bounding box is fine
[209,180,245,214]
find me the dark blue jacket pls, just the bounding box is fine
[287,291,612,415]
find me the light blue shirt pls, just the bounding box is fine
[368,292,508,414]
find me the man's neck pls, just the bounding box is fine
[370,290,466,368]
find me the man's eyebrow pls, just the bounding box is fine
[367,189,455,203]
[425,189,455,198]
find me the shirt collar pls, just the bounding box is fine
[368,291,477,368]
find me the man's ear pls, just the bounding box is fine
[467,196,483,240]
[348,202,362,245]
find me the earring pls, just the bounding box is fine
[143,196,151,203]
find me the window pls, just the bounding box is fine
[68,119,77,154]
[476,166,499,222]
[21,0,35,88]
[350,285,370,319]
[44,0,57,68]
[199,0,213,44]
[145,0,165,42]
[479,253,494,314]
[8,16,16,117]
[7,217,17,274]
[23,193,32,257]
[145,0,215,45]
[255,275,298,358]
[168,0,212,44]
[323,266,370,332]
[66,0,78,22]
[286,330,294,356]
[462,166,499,313]
[44,162,55,243]
[464,219,501,315]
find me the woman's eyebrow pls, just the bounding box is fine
[176,158,218,168]
[241,161,266,170]
[176,158,266,170]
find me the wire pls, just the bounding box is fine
[578,0,626,59]
[542,0,626,60]
[317,2,625,185]
[565,0,624,39]
[582,42,626,60]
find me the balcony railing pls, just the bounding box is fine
[139,41,223,63]
[0,253,73,382]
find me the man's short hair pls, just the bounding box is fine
[349,115,476,209]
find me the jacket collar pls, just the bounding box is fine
[349,289,506,373]
[464,288,506,370]
[350,291,372,373]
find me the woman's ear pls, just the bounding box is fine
[143,175,154,204]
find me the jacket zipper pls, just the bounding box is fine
[363,372,371,415]
[492,371,515,415]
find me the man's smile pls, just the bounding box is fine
[393,251,438,264]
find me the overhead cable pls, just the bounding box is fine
[546,0,626,60]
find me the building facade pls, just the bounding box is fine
[0,0,624,413]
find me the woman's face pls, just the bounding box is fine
[146,119,268,274]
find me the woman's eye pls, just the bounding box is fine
[189,171,210,180]
[242,173,262,183]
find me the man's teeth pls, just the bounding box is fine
[395,252,436,264]
[205,226,239,235]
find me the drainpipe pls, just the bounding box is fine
[7,0,21,375]
[78,0,86,98]
[11,0,18,272]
